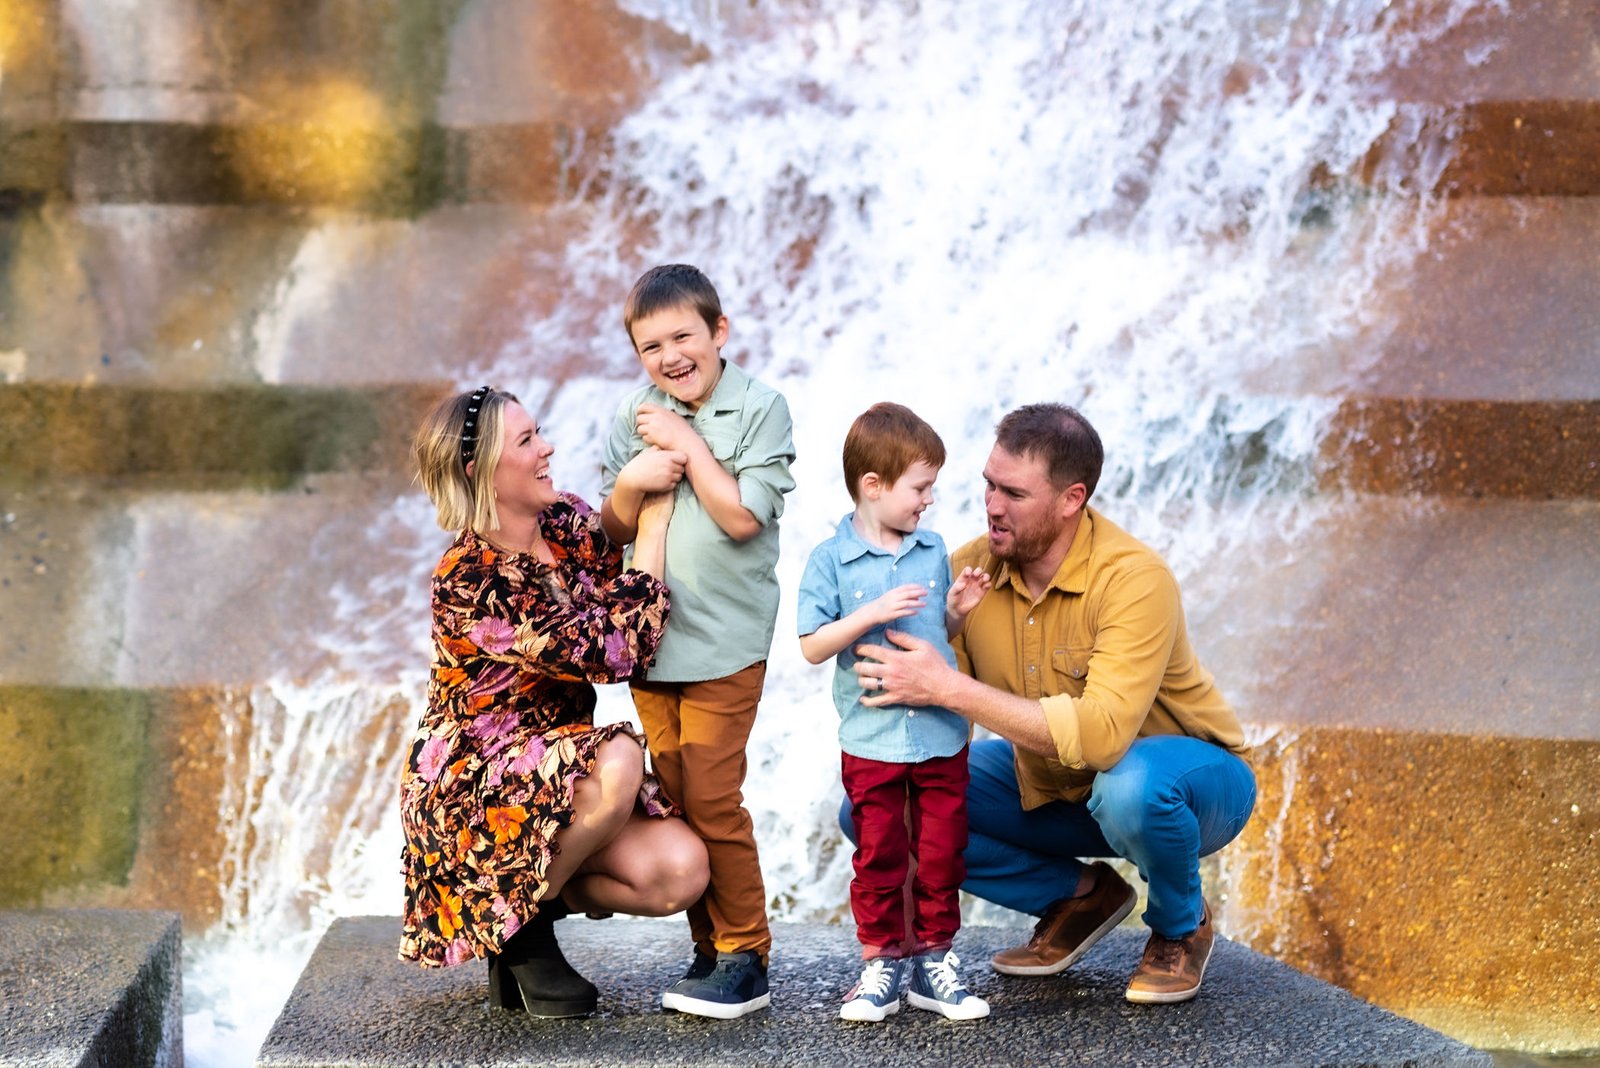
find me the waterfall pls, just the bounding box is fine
[182,1,1490,1062]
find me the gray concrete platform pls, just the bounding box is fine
[0,908,182,1067]
[257,916,1489,1068]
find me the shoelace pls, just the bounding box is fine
[920,952,967,998]
[850,958,896,1000]
[1143,934,1192,974]
[704,955,755,992]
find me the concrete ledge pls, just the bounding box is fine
[0,908,182,1067]
[257,916,1489,1067]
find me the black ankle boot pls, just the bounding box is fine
[486,902,598,1017]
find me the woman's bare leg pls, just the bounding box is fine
[562,813,709,916]
[541,736,644,901]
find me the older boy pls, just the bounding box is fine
[600,264,795,1019]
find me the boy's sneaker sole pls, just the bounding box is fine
[906,989,990,1020]
[839,996,899,1022]
[661,990,772,1019]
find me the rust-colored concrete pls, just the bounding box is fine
[1324,398,1600,498]
[1257,196,1600,404]
[1373,0,1600,106]
[1224,725,1600,1053]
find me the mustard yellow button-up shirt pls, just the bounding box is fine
[951,507,1246,808]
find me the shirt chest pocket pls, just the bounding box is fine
[701,432,740,473]
[1048,646,1091,697]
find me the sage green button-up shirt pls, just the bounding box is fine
[602,359,796,683]
[951,507,1246,807]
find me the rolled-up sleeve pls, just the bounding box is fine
[734,392,795,526]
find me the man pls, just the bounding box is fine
[850,403,1255,1004]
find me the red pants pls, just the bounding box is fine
[841,747,969,958]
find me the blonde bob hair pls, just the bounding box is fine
[413,386,518,533]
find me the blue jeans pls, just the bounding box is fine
[840,735,1256,939]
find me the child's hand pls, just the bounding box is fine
[618,446,687,496]
[946,567,992,618]
[866,583,930,627]
[635,404,699,454]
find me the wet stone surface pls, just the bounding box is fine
[257,916,1491,1068]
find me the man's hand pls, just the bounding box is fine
[635,404,700,454]
[853,629,956,708]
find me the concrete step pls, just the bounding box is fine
[0,383,445,488]
[0,202,605,388]
[0,478,435,686]
[1197,494,1600,1051]
[1208,495,1599,741]
[0,908,182,1067]
[256,916,1490,1068]
[1226,725,1600,1054]
[3,100,1596,210]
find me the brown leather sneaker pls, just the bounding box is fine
[990,861,1137,976]
[1124,899,1214,1004]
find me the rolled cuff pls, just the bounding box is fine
[1040,692,1085,769]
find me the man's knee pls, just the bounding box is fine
[1087,762,1165,845]
[838,794,858,844]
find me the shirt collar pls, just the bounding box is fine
[833,512,940,563]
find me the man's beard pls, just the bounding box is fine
[990,514,1059,565]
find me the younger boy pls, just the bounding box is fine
[600,264,796,1019]
[796,402,991,1022]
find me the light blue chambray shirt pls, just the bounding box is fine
[796,514,969,763]
[601,359,795,683]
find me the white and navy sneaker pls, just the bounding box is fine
[661,949,770,1019]
[839,956,904,1022]
[905,949,990,1020]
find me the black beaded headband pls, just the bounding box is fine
[459,385,492,472]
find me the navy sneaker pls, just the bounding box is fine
[905,949,990,1020]
[682,948,716,981]
[660,950,770,1019]
[839,956,903,1022]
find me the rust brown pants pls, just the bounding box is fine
[630,660,772,961]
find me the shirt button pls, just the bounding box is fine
[854,590,863,599]
[1028,617,1035,625]
[907,709,916,717]
[1028,665,1036,673]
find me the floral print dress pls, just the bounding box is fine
[399,493,672,968]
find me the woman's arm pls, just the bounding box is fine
[629,490,673,578]
[435,515,671,686]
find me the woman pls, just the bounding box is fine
[399,385,705,1017]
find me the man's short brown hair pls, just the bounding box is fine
[994,403,1103,499]
[842,402,947,503]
